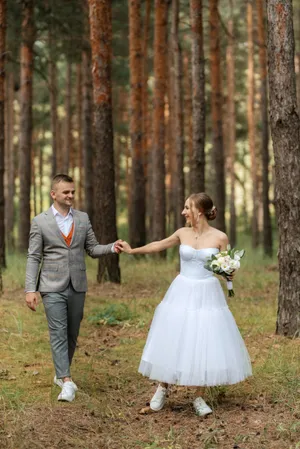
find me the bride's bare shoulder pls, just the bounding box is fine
[210,228,229,245]
[176,227,191,239]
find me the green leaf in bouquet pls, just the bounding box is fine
[235,249,245,258]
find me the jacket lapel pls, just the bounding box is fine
[70,211,80,246]
[44,207,68,247]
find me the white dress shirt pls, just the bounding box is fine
[51,205,74,236]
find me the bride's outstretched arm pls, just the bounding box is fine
[120,231,180,254]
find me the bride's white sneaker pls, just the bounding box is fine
[193,397,212,416]
[150,384,168,411]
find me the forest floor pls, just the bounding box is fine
[1,250,300,449]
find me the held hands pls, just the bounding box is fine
[118,241,132,254]
[114,239,124,254]
[25,292,39,311]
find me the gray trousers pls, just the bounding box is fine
[42,283,85,379]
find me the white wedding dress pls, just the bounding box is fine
[139,245,252,386]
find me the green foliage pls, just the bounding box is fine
[88,303,134,326]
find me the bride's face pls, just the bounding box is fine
[182,199,199,225]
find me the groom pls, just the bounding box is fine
[25,173,122,402]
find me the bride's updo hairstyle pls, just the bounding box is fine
[189,193,217,221]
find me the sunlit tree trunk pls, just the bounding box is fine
[190,0,205,192]
[210,0,225,231]
[226,0,236,247]
[18,0,35,252]
[257,0,272,256]
[128,0,146,248]
[247,0,259,247]
[152,0,168,248]
[88,0,120,283]
[0,0,6,272]
[267,0,300,336]
[171,0,185,229]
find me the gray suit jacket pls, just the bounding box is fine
[25,208,114,293]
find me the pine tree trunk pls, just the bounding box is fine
[247,0,259,248]
[39,126,44,213]
[171,0,185,229]
[63,61,72,174]
[267,0,300,336]
[76,62,83,209]
[190,0,205,192]
[152,0,168,247]
[226,0,236,247]
[257,0,272,257]
[128,0,146,248]
[142,0,151,239]
[18,0,35,252]
[88,0,120,283]
[209,0,225,231]
[183,54,193,192]
[0,0,6,270]
[49,28,58,178]
[167,42,175,232]
[82,46,94,224]
[5,72,15,250]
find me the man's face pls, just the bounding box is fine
[50,181,75,208]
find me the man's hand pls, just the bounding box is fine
[25,292,39,311]
[114,239,124,254]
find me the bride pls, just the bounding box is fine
[120,192,252,416]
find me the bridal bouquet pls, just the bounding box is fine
[204,245,245,297]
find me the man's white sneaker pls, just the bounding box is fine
[57,381,76,402]
[193,397,213,416]
[54,376,78,392]
[150,385,168,411]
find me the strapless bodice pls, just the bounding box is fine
[179,245,219,280]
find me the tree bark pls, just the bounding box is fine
[247,0,259,248]
[226,0,236,247]
[76,62,83,209]
[5,72,15,250]
[142,0,151,229]
[209,0,226,231]
[257,0,272,257]
[63,61,72,174]
[0,0,5,271]
[49,28,58,178]
[18,0,35,252]
[152,0,168,247]
[128,0,146,248]
[82,46,94,223]
[88,0,120,283]
[171,0,185,229]
[267,0,300,336]
[190,0,205,192]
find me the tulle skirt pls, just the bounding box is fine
[138,274,252,386]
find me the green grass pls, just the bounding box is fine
[1,244,300,448]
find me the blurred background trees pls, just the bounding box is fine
[0,0,299,296]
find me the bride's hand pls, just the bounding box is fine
[227,271,235,281]
[119,241,132,254]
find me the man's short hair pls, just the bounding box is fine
[51,173,74,190]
